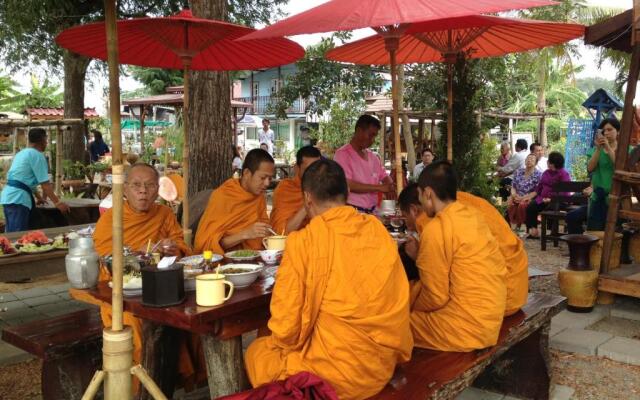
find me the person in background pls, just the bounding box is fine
[236,145,245,159]
[260,143,269,152]
[259,119,275,154]
[232,145,243,173]
[530,142,548,173]
[507,154,542,230]
[89,130,110,163]
[497,139,529,201]
[413,148,434,180]
[497,141,511,168]
[1,128,69,232]
[525,151,571,239]
[333,114,394,213]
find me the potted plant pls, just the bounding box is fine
[62,160,87,191]
[86,162,109,184]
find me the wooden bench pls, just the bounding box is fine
[540,181,590,251]
[1,309,103,400]
[371,293,565,400]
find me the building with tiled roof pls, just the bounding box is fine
[25,108,100,120]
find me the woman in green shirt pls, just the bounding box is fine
[586,117,620,230]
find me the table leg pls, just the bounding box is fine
[201,334,249,398]
[137,321,179,400]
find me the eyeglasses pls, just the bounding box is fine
[126,182,158,191]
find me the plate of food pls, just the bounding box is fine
[109,273,142,296]
[179,253,223,267]
[218,264,262,288]
[0,236,18,257]
[15,230,54,253]
[224,249,260,262]
[52,232,80,250]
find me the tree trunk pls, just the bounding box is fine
[189,0,232,197]
[63,50,91,163]
[397,67,416,172]
[537,62,547,148]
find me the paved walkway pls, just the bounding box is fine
[0,283,98,366]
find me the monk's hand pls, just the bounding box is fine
[243,222,272,240]
[404,236,419,261]
[158,239,180,257]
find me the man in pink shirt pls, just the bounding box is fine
[333,115,394,213]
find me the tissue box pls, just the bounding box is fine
[141,263,185,307]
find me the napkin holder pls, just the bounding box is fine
[141,263,185,307]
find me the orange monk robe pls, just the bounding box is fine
[93,202,203,387]
[269,176,308,234]
[245,206,413,400]
[194,178,268,254]
[414,192,528,316]
[411,201,507,352]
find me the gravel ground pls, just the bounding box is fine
[0,238,639,400]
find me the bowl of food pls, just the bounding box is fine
[218,264,262,288]
[260,249,283,265]
[225,249,260,262]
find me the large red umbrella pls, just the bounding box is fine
[326,15,585,161]
[244,0,558,193]
[56,9,304,246]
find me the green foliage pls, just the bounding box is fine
[128,66,183,95]
[0,74,26,111]
[62,160,87,180]
[310,85,365,155]
[20,75,63,109]
[576,77,618,97]
[271,35,383,119]
[570,154,589,181]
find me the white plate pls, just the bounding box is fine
[224,250,260,262]
[0,251,19,258]
[179,253,223,266]
[18,245,56,254]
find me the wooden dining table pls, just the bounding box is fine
[70,265,276,399]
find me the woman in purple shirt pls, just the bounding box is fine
[525,151,571,239]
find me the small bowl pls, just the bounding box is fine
[218,264,262,289]
[260,249,283,265]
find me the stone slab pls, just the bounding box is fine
[551,384,575,400]
[0,306,44,322]
[33,302,75,318]
[551,308,608,330]
[456,387,504,400]
[0,293,18,302]
[0,300,29,311]
[597,336,640,366]
[47,283,71,294]
[550,324,566,338]
[22,294,64,307]
[56,291,71,300]
[12,287,53,299]
[550,328,613,355]
[611,298,640,322]
[0,341,34,366]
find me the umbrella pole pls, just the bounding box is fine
[102,0,133,399]
[387,39,403,196]
[181,59,192,246]
[447,62,453,162]
[55,126,63,196]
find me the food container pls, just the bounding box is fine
[218,264,262,289]
[262,236,286,251]
[260,249,283,265]
[141,263,185,307]
[65,237,100,289]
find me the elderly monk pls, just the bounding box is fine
[93,163,200,387]
[245,159,413,400]
[270,145,321,234]
[408,162,507,352]
[399,184,528,316]
[194,148,274,254]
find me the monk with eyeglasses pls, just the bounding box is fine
[91,163,202,391]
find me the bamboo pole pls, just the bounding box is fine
[102,328,133,399]
[387,39,403,195]
[81,370,105,400]
[139,105,145,157]
[12,127,18,155]
[181,58,192,246]
[380,113,386,165]
[55,126,63,196]
[0,119,84,128]
[447,62,453,162]
[105,0,124,333]
[131,365,169,400]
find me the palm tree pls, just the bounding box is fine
[22,74,63,109]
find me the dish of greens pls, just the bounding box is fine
[224,249,260,261]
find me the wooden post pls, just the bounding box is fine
[387,39,403,195]
[418,118,425,151]
[55,126,63,196]
[181,59,192,246]
[12,127,18,155]
[430,119,436,151]
[600,18,640,272]
[139,105,146,157]
[380,113,386,165]
[447,62,453,162]
[201,335,248,398]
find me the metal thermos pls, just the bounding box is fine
[65,237,100,289]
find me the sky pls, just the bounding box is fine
[2,0,634,115]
